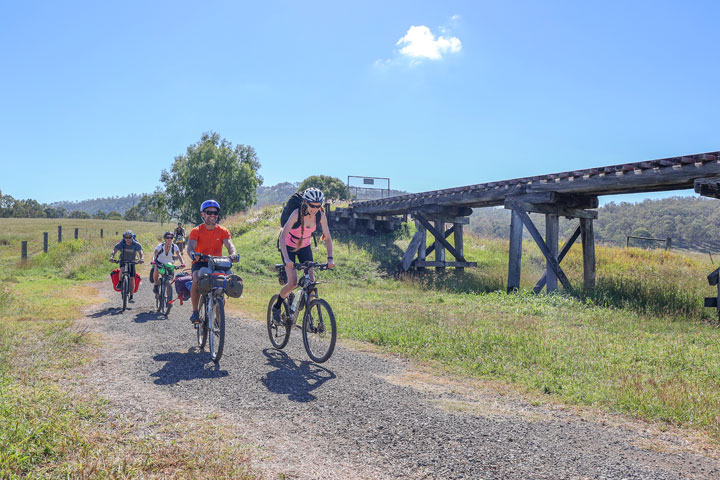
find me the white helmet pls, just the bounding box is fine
[302,187,325,204]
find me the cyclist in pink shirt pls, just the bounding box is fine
[273,188,334,323]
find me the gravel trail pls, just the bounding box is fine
[75,281,720,479]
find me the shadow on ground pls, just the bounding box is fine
[89,307,126,317]
[134,310,168,323]
[261,348,336,402]
[151,349,229,385]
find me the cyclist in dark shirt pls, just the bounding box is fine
[110,230,144,301]
[174,222,187,254]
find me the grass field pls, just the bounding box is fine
[3,209,720,475]
[224,206,720,439]
[0,218,255,478]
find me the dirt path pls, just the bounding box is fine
[73,281,720,479]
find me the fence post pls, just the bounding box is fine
[100,229,103,239]
[74,228,79,239]
[666,237,672,250]
[43,232,48,253]
[58,225,62,243]
[21,241,27,261]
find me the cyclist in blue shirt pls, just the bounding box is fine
[110,230,144,301]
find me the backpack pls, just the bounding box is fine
[279,193,322,247]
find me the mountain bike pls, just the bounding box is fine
[151,261,184,316]
[194,254,241,363]
[110,259,142,311]
[268,261,337,363]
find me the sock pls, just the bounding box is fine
[274,296,284,308]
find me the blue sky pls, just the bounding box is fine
[1,0,718,204]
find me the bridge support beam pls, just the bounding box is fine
[505,194,598,294]
[399,207,477,271]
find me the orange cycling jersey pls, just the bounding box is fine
[189,224,231,262]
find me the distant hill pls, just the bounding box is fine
[51,194,143,215]
[255,182,300,207]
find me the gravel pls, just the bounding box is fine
[75,282,720,479]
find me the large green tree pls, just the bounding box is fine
[298,175,349,201]
[161,132,262,223]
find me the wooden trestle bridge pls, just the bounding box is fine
[329,150,720,294]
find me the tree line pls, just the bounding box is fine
[2,132,351,223]
[468,196,720,251]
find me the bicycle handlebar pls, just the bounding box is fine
[274,261,331,272]
[110,259,143,264]
[193,253,239,262]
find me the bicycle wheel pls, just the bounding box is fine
[196,296,208,349]
[165,278,173,316]
[210,296,225,363]
[122,275,129,311]
[302,298,336,363]
[154,286,161,312]
[266,294,291,349]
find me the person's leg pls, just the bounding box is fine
[189,261,207,324]
[153,266,160,293]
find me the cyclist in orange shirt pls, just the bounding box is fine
[186,200,239,325]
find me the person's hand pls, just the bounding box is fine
[230,254,240,263]
[285,260,294,269]
[109,257,115,263]
[138,259,144,264]
[180,264,186,268]
[150,261,155,265]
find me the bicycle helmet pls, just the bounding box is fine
[123,230,134,238]
[302,188,325,204]
[163,231,173,238]
[200,199,220,212]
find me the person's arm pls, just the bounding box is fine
[319,212,334,268]
[110,243,119,261]
[175,245,186,265]
[223,238,238,260]
[187,238,197,260]
[279,210,298,266]
[137,243,144,262]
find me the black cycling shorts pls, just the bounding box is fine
[191,261,209,273]
[284,245,313,265]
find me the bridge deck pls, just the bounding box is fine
[349,151,720,215]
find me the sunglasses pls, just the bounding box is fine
[308,203,322,208]
[124,236,132,239]
[204,210,219,216]
[164,236,173,239]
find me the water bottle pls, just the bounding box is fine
[291,292,302,313]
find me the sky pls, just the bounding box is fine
[1,0,719,205]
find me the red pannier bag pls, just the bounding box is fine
[109,269,141,293]
[110,268,121,291]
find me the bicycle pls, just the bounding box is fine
[194,254,241,363]
[267,261,337,363]
[110,259,142,311]
[151,261,184,316]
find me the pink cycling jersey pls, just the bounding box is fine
[285,216,317,249]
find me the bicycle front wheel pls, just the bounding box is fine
[302,298,336,363]
[122,276,129,311]
[164,279,173,316]
[197,297,208,349]
[156,283,163,313]
[210,296,225,363]
[267,295,291,349]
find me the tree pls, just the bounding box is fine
[68,210,91,219]
[107,211,123,220]
[94,210,107,219]
[298,175,349,201]
[161,132,263,223]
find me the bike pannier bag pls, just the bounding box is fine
[133,274,142,293]
[110,268,121,292]
[197,273,222,295]
[225,274,243,298]
[148,265,155,283]
[175,273,192,301]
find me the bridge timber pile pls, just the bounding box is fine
[329,150,720,293]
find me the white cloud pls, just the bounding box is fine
[396,25,462,61]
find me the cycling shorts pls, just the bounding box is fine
[285,245,313,265]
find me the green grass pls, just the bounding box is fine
[0,219,256,478]
[225,205,720,439]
